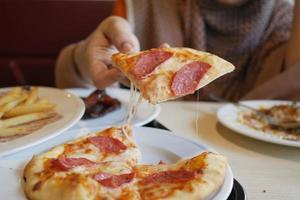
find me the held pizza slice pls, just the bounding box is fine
[134,152,227,200]
[112,47,235,104]
[23,126,141,200]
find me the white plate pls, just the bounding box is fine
[67,88,161,128]
[0,87,85,157]
[217,100,300,147]
[0,126,233,200]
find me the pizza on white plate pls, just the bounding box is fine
[239,104,300,140]
[23,125,227,200]
[112,47,235,104]
[23,126,141,200]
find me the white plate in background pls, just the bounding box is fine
[67,88,161,128]
[217,100,300,147]
[0,86,85,157]
[0,126,233,200]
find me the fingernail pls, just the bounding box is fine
[121,42,133,53]
[159,43,170,48]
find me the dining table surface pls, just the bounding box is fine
[156,101,300,200]
[1,86,299,200]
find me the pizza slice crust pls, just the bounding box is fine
[135,152,227,200]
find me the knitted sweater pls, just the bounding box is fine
[127,0,293,100]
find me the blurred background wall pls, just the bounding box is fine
[0,0,115,87]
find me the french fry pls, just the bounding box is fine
[0,86,59,138]
[0,93,22,107]
[23,87,38,105]
[0,112,53,128]
[3,103,55,118]
[8,87,22,95]
[0,96,27,118]
[0,126,30,137]
[35,97,50,104]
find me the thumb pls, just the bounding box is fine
[101,16,140,53]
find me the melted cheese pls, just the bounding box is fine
[196,90,200,136]
[122,82,142,144]
[126,82,141,125]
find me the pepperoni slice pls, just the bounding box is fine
[140,169,196,185]
[133,50,173,79]
[88,136,127,153]
[93,172,135,188]
[171,61,211,96]
[51,156,96,171]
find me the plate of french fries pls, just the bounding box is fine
[0,86,84,156]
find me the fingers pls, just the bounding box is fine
[80,16,141,89]
[119,77,131,88]
[88,44,123,89]
[158,43,171,48]
[100,16,140,53]
[91,65,124,90]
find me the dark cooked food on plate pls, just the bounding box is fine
[82,89,121,120]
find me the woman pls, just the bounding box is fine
[55,0,300,100]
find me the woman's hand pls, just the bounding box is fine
[74,16,140,89]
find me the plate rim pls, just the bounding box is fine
[0,86,85,156]
[217,100,300,147]
[67,87,161,127]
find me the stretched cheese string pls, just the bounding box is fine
[195,89,200,136]
[122,82,135,142]
[126,82,135,123]
[129,94,143,124]
[122,82,142,144]
[121,124,135,145]
[126,82,141,125]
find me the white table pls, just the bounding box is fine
[157,101,300,200]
